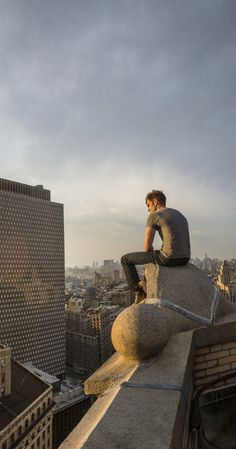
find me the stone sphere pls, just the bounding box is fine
[111,303,170,361]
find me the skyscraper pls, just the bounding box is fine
[0,178,65,375]
[66,299,114,378]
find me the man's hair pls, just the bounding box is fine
[145,190,166,206]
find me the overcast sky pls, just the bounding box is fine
[0,0,235,266]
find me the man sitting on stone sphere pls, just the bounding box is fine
[121,190,190,303]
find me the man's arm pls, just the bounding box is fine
[144,226,156,251]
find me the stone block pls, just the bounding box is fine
[222,341,236,350]
[210,344,223,352]
[206,364,231,376]
[196,346,210,355]
[205,350,229,361]
[194,360,217,370]
[112,263,236,363]
[218,355,236,365]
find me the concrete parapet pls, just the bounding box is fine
[84,352,139,396]
[59,330,194,449]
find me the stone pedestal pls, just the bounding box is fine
[111,263,236,361]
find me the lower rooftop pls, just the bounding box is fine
[0,359,51,431]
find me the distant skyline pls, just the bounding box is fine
[1,1,235,266]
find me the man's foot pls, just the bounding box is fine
[138,279,147,293]
[134,288,146,304]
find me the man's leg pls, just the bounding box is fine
[121,250,157,292]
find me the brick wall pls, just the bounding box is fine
[194,341,236,388]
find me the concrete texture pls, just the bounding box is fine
[59,330,194,449]
[111,303,170,360]
[60,321,236,449]
[194,318,236,348]
[111,263,236,362]
[84,352,139,395]
[145,263,236,328]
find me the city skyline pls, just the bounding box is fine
[0,1,235,266]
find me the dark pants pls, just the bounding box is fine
[121,250,189,291]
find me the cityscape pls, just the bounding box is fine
[1,178,236,449]
[1,1,235,447]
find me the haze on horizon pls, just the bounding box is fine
[0,1,235,266]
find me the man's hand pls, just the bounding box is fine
[144,226,156,251]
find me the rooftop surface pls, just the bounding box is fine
[0,177,50,200]
[0,360,51,431]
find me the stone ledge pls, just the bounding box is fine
[59,330,194,449]
[84,352,139,396]
[193,318,236,348]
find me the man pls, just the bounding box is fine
[121,190,190,303]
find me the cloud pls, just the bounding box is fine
[0,1,235,264]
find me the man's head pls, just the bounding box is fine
[145,190,166,213]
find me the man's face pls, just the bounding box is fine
[146,199,158,213]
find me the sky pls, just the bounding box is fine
[0,0,235,266]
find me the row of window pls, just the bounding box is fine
[1,412,51,449]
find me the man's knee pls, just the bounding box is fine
[121,254,128,265]
[121,253,132,265]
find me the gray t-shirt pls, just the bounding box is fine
[146,207,190,259]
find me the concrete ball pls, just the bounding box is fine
[111,303,170,361]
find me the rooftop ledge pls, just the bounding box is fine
[59,263,236,449]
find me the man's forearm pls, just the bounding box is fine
[144,227,156,251]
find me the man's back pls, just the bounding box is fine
[146,207,190,259]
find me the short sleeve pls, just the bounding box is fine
[146,212,160,229]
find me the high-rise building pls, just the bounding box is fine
[66,300,114,378]
[0,178,65,375]
[113,269,120,283]
[217,260,236,303]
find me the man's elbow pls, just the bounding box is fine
[144,244,153,252]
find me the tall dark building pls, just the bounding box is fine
[66,299,114,378]
[0,178,65,375]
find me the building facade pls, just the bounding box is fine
[217,260,236,303]
[23,361,92,449]
[0,178,65,375]
[0,346,53,449]
[66,300,114,378]
[53,385,91,449]
[0,344,11,398]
